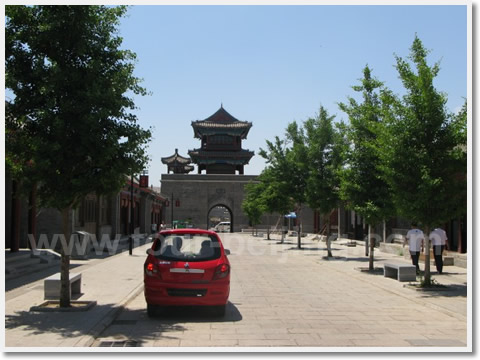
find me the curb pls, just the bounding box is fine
[73,282,145,347]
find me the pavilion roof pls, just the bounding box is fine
[191,106,252,139]
[161,148,191,165]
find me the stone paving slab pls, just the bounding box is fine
[5,242,152,348]
[90,233,469,350]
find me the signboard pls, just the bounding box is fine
[139,175,149,188]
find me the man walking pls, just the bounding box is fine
[430,227,448,274]
[404,222,424,274]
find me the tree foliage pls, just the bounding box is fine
[6,5,151,208]
[338,65,395,269]
[339,66,394,225]
[301,106,345,257]
[378,36,466,284]
[242,181,266,234]
[259,130,308,248]
[5,5,152,306]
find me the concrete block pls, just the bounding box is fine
[443,256,454,266]
[44,272,82,299]
[384,263,416,282]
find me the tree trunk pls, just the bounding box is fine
[337,206,341,241]
[10,180,21,253]
[267,215,270,240]
[95,192,102,245]
[383,220,386,243]
[325,215,332,257]
[60,207,72,308]
[368,224,374,271]
[457,218,463,253]
[28,183,38,250]
[297,206,302,249]
[424,225,431,286]
[364,220,369,257]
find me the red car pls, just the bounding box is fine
[144,228,231,317]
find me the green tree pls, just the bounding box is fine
[242,181,266,236]
[260,130,308,249]
[255,167,293,242]
[338,65,394,270]
[303,106,345,257]
[379,36,466,284]
[284,122,309,249]
[5,5,151,306]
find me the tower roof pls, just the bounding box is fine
[191,106,252,139]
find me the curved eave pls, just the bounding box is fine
[188,149,254,165]
[192,123,253,139]
[161,156,192,165]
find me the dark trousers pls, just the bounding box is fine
[410,251,420,271]
[433,245,445,274]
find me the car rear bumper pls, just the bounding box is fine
[144,279,230,306]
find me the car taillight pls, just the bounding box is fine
[145,261,160,277]
[213,263,230,280]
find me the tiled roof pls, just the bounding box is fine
[191,106,252,139]
[161,148,191,165]
[189,149,254,157]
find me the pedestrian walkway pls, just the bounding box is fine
[4,232,469,349]
[5,240,152,348]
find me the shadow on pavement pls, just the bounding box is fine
[354,267,385,275]
[285,247,343,252]
[149,301,242,323]
[5,303,119,339]
[5,264,83,292]
[345,256,387,263]
[92,302,243,346]
[416,283,468,298]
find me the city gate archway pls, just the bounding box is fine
[207,204,233,233]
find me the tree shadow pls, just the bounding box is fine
[284,247,343,252]
[6,300,242,347]
[5,303,123,339]
[354,266,385,275]
[344,256,387,263]
[415,283,467,298]
[320,256,348,260]
[6,264,83,292]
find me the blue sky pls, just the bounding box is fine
[117,4,468,187]
[4,3,469,188]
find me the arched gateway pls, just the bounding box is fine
[207,204,233,233]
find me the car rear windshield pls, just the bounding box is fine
[152,233,221,262]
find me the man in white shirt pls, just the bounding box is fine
[430,228,448,274]
[404,222,424,273]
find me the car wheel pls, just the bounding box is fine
[212,305,226,317]
[147,304,159,317]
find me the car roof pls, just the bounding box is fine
[159,228,218,236]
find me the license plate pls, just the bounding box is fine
[170,268,205,274]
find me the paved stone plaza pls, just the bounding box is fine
[92,233,468,348]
